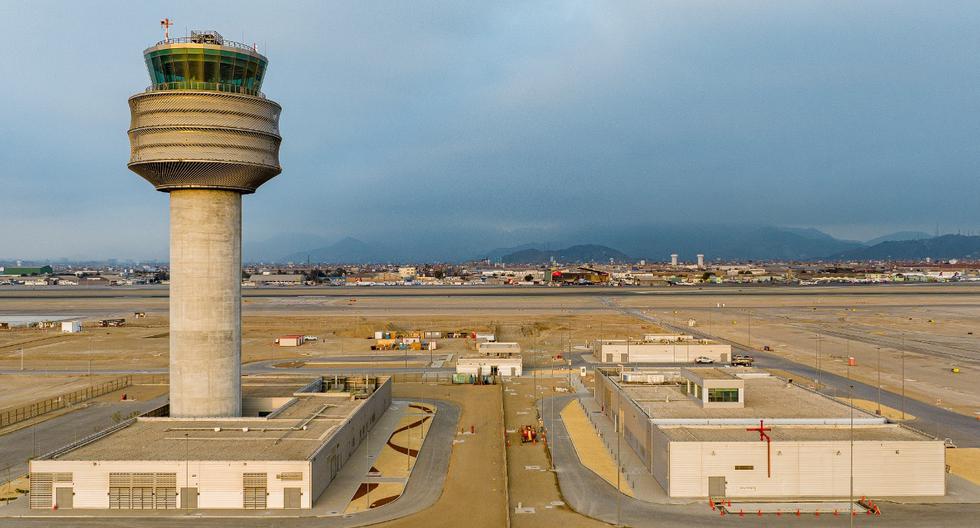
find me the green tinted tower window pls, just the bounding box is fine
[142,30,268,95]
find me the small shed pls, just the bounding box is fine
[61,321,82,333]
[277,335,304,347]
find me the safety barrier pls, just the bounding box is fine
[0,375,132,428]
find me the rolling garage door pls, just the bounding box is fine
[243,473,267,509]
[108,473,177,509]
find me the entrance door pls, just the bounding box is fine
[283,487,302,509]
[55,487,73,509]
[180,487,198,509]
[606,353,613,362]
[720,353,728,363]
[708,476,726,497]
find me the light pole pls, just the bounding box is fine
[811,334,822,391]
[849,381,855,527]
[19,348,23,371]
[901,335,906,420]
[616,385,622,527]
[747,309,752,349]
[876,346,881,415]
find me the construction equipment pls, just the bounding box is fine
[519,425,538,444]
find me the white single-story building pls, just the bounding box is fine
[594,337,732,364]
[30,376,391,510]
[594,367,945,498]
[456,356,522,377]
[61,321,82,333]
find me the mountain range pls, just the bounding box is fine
[244,227,974,264]
[831,234,980,261]
[499,244,630,264]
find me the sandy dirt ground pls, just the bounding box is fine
[0,374,120,408]
[616,285,980,417]
[371,383,509,528]
[502,375,608,528]
[1,284,975,416]
[0,293,658,371]
[947,448,980,485]
[832,397,915,421]
[560,399,633,496]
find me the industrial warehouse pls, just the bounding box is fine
[594,334,732,364]
[29,376,391,509]
[594,367,945,498]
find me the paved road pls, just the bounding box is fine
[0,396,167,480]
[541,393,980,527]
[606,299,980,448]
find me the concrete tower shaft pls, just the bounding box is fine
[169,190,242,417]
[128,32,282,418]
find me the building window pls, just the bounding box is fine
[734,465,754,470]
[707,388,739,402]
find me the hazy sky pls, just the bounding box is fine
[2,1,979,260]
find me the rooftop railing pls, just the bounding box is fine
[146,81,264,97]
[153,36,261,54]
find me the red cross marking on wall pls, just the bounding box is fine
[746,419,773,478]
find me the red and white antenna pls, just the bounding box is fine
[160,18,174,41]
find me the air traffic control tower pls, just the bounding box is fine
[128,30,282,417]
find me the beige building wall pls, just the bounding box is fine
[456,357,522,376]
[666,440,945,498]
[597,343,731,363]
[30,459,310,509]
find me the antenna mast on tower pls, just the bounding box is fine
[160,18,174,41]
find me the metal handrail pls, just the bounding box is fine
[153,36,260,53]
[146,81,264,98]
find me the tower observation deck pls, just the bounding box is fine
[127,30,282,418]
[128,30,282,193]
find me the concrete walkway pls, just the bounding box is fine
[314,399,416,515]
[576,396,678,504]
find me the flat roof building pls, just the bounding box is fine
[594,337,732,364]
[594,367,945,498]
[457,341,523,377]
[30,376,391,510]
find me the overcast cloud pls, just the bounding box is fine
[1,1,979,260]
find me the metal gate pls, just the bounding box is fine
[108,473,177,509]
[29,473,53,509]
[243,473,267,509]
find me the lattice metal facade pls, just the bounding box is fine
[128,90,281,193]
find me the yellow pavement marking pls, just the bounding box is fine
[560,400,634,497]
[947,448,980,486]
[834,397,915,421]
